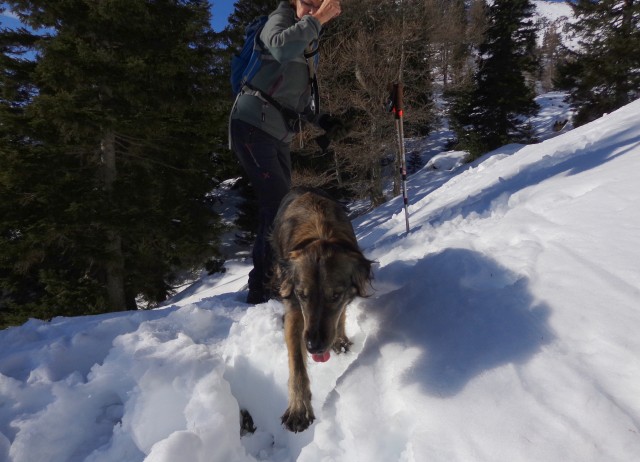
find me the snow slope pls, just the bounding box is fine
[533,0,573,25]
[533,0,578,50]
[2,98,640,462]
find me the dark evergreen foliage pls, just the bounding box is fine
[1,0,229,327]
[224,0,276,39]
[450,0,539,159]
[555,0,640,126]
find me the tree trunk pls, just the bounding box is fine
[101,131,127,311]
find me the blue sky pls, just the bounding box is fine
[1,1,234,32]
[211,0,234,32]
[0,4,19,29]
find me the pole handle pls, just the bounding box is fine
[393,83,404,117]
[387,83,404,119]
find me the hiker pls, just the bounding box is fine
[229,0,350,304]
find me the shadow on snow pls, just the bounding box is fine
[363,248,553,397]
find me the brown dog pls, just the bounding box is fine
[270,187,373,433]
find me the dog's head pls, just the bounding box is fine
[277,240,373,355]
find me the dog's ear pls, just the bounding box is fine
[279,250,305,298]
[277,257,295,299]
[350,251,374,297]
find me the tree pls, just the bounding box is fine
[556,0,640,126]
[0,0,227,326]
[429,0,468,90]
[0,22,42,327]
[223,0,274,45]
[537,20,568,92]
[312,0,435,205]
[450,0,539,159]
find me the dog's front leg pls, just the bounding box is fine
[281,306,315,432]
[332,308,353,354]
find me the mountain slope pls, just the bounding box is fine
[1,99,640,461]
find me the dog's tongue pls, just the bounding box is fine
[311,351,330,363]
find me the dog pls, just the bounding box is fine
[270,187,373,433]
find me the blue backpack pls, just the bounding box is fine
[230,16,269,96]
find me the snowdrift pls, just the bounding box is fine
[2,99,640,461]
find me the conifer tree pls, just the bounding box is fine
[451,0,539,158]
[1,0,226,326]
[0,24,43,327]
[556,0,640,126]
[538,21,567,92]
[224,0,274,43]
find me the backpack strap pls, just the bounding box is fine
[238,39,321,142]
[242,82,306,146]
[242,82,301,122]
[304,45,320,116]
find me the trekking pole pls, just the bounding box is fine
[389,83,410,233]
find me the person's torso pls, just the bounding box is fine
[231,2,321,142]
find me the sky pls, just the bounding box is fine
[1,92,639,462]
[211,0,235,32]
[0,4,17,28]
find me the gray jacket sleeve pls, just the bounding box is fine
[260,6,321,63]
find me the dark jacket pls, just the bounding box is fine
[230,1,322,143]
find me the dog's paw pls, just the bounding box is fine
[281,405,315,433]
[332,336,353,354]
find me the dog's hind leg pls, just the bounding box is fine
[332,308,353,354]
[281,307,315,432]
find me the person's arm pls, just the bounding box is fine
[262,0,342,63]
[261,11,321,63]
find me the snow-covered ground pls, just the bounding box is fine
[533,0,574,25]
[2,95,640,462]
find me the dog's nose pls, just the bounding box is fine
[305,335,324,354]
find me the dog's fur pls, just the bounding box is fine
[270,187,373,432]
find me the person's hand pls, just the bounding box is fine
[313,0,342,25]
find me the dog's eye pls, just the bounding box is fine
[331,292,342,302]
[296,290,308,301]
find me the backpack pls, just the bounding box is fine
[230,16,269,96]
[230,15,321,118]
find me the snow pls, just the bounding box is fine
[2,94,640,461]
[532,0,578,50]
[533,0,573,25]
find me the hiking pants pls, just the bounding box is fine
[230,119,291,297]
